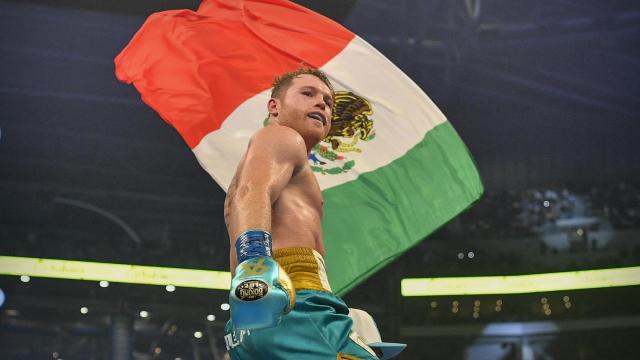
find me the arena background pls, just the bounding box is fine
[1,0,639,359]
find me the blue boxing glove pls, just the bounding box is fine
[229,230,295,330]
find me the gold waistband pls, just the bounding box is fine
[273,247,332,292]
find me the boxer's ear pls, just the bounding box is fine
[267,98,279,117]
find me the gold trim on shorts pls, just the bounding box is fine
[273,247,332,292]
[337,354,362,360]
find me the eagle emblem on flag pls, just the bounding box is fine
[309,91,376,175]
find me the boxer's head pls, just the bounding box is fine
[268,68,334,149]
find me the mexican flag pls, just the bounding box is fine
[115,0,483,295]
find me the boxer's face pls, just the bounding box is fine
[269,74,333,148]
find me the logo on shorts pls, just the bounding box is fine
[224,329,251,350]
[235,280,269,301]
[308,91,376,175]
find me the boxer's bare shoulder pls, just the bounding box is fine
[250,124,308,160]
[225,123,325,270]
[224,125,305,226]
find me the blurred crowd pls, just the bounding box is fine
[588,182,640,229]
[452,181,640,239]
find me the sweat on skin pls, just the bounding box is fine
[224,74,334,273]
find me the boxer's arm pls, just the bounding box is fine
[226,125,308,271]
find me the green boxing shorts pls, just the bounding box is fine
[224,247,379,360]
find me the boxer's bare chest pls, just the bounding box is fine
[271,164,325,252]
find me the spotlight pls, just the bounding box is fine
[220,303,230,311]
[194,331,203,339]
[20,275,30,283]
[468,251,475,259]
[80,307,88,314]
[166,285,176,292]
[139,310,149,318]
[457,252,464,260]
[206,314,216,322]
[99,281,109,288]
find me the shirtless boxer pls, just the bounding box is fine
[223,68,380,359]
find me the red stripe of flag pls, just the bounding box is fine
[115,0,354,148]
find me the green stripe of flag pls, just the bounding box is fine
[323,121,483,295]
